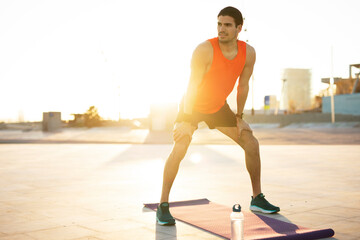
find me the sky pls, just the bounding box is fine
[0,0,359,122]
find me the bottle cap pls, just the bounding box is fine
[233,204,241,212]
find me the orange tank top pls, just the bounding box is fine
[193,37,246,113]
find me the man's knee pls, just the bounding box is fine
[240,132,259,156]
[170,136,191,161]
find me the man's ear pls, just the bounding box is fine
[237,24,243,34]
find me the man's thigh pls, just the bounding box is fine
[216,126,256,147]
[173,122,197,143]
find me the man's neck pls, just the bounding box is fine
[218,38,238,53]
[218,38,238,60]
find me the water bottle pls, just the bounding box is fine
[231,204,244,240]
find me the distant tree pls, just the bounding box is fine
[84,106,102,128]
[288,100,297,114]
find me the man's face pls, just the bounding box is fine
[217,15,242,43]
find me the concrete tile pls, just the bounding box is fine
[77,219,141,233]
[332,233,359,240]
[0,234,36,240]
[71,237,104,240]
[26,226,99,240]
[0,144,359,239]
[280,197,341,214]
[46,213,109,227]
[176,230,225,239]
[284,211,347,228]
[158,237,177,240]
[311,206,360,219]
[0,219,61,235]
[176,233,225,240]
[154,224,178,237]
[0,207,34,225]
[0,192,32,206]
[318,220,360,236]
[95,227,172,240]
[350,216,360,222]
[343,199,360,209]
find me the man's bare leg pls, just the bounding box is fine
[216,126,280,213]
[160,136,192,203]
[216,127,261,198]
[157,124,196,225]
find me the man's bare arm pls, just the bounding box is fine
[236,44,256,138]
[173,41,212,142]
[237,44,256,115]
[183,41,212,114]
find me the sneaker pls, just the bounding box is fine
[156,202,176,225]
[250,193,280,214]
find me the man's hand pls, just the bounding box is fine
[237,118,252,140]
[173,122,194,142]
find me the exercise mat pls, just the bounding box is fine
[144,198,334,240]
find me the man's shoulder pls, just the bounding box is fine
[195,40,213,54]
[245,43,256,65]
[192,40,213,61]
[245,43,255,55]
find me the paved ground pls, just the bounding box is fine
[0,123,360,145]
[0,126,359,239]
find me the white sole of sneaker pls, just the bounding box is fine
[156,216,175,226]
[250,205,278,214]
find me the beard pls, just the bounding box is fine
[218,32,237,43]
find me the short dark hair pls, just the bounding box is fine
[218,6,243,27]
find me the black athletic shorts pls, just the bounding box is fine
[175,102,237,129]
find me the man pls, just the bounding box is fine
[156,6,280,226]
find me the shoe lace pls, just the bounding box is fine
[258,194,270,203]
[161,205,171,214]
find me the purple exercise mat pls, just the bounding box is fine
[144,198,335,240]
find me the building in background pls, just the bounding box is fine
[264,95,277,114]
[322,63,360,116]
[281,68,312,113]
[42,112,62,132]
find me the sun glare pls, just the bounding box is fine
[189,152,203,164]
[0,0,359,122]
